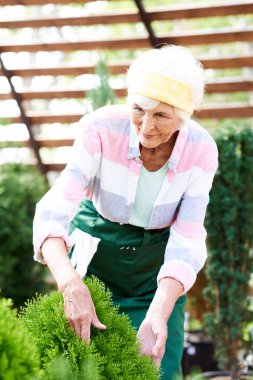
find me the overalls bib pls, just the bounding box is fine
[69,199,186,380]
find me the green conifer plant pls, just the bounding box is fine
[21,276,159,380]
[0,296,40,380]
[87,56,116,110]
[204,124,253,379]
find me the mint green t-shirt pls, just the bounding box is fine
[129,163,168,228]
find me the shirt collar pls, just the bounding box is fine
[128,121,141,159]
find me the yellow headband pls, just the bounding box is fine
[128,70,193,115]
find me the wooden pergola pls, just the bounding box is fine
[0,0,253,176]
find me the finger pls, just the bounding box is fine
[92,318,107,330]
[72,320,82,339]
[152,333,166,356]
[91,309,107,330]
[152,354,162,367]
[80,323,91,342]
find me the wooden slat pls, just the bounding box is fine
[0,139,74,148]
[0,37,150,52]
[148,1,253,21]
[1,63,128,77]
[1,56,253,78]
[0,0,89,5]
[0,78,252,101]
[45,163,66,171]
[1,28,253,53]
[1,1,253,29]
[0,12,139,29]
[196,104,253,118]
[2,103,253,124]
[0,88,126,100]
[7,113,82,124]
[205,78,253,93]
[37,139,74,147]
[200,55,253,69]
[158,28,253,46]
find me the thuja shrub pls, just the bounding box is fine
[0,296,40,379]
[21,291,98,376]
[44,356,100,380]
[21,276,159,380]
[204,124,253,379]
[0,164,49,308]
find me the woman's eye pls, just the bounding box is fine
[156,114,166,120]
[134,106,144,113]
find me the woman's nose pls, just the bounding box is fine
[141,114,154,133]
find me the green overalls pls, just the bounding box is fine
[70,200,186,380]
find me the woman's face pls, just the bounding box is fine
[130,102,182,149]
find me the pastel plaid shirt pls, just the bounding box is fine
[33,104,218,292]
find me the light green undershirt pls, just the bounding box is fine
[129,162,168,228]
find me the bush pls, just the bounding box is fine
[0,164,49,308]
[204,124,253,379]
[0,296,40,380]
[21,276,159,380]
[43,356,99,380]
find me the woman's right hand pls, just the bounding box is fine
[41,237,106,342]
[60,277,107,342]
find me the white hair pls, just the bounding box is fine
[127,45,205,122]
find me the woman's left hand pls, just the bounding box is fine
[137,315,167,366]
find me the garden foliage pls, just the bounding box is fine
[204,124,253,379]
[0,296,40,380]
[0,164,49,308]
[87,56,115,110]
[21,276,159,380]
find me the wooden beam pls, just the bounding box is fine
[196,104,253,119]
[1,63,128,77]
[2,103,253,125]
[36,139,74,147]
[1,1,253,29]
[0,53,47,176]
[7,113,82,124]
[0,12,140,29]
[0,0,88,5]
[148,1,253,21]
[133,0,158,48]
[0,37,150,52]
[205,78,253,93]
[0,138,74,148]
[200,55,253,69]
[1,28,253,53]
[0,79,252,101]
[0,88,126,100]
[45,163,66,171]
[1,56,252,78]
[158,28,253,46]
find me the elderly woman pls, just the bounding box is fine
[33,45,218,380]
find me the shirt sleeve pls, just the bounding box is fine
[157,140,218,293]
[33,114,101,263]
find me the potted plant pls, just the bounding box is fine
[203,124,253,379]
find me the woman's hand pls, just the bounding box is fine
[138,277,184,366]
[41,237,106,342]
[137,316,167,366]
[60,277,106,342]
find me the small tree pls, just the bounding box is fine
[21,276,159,380]
[204,124,253,379]
[0,164,49,308]
[87,56,116,110]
